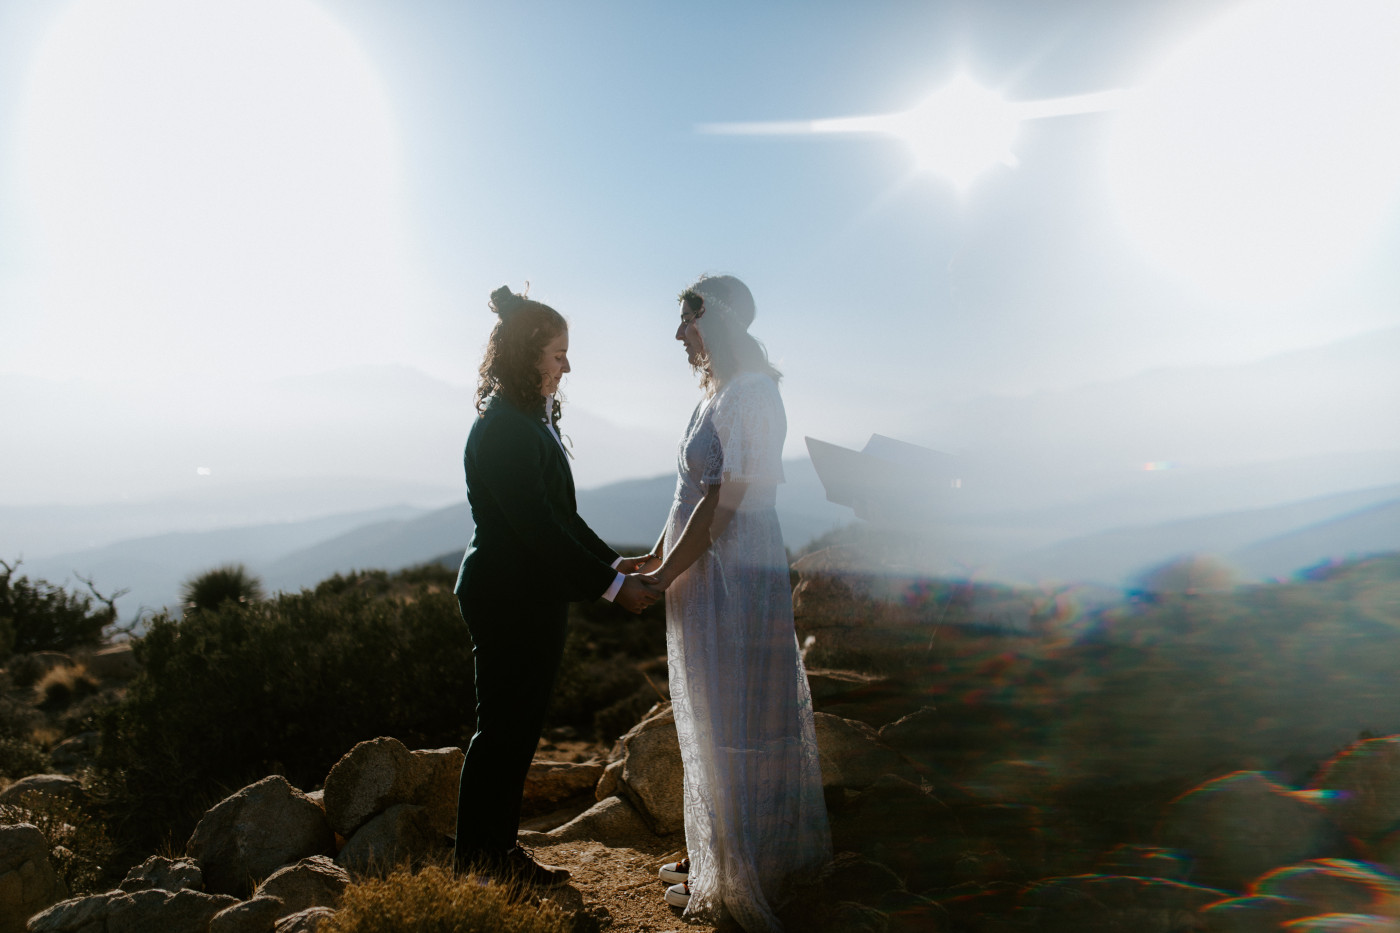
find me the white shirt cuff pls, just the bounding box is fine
[601,571,625,603]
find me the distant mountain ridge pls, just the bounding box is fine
[25,458,850,615]
[996,483,1400,585]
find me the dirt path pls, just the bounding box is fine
[532,838,723,933]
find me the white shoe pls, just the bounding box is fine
[665,881,690,908]
[658,858,689,885]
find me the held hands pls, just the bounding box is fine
[615,554,663,574]
[616,573,664,614]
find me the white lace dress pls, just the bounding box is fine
[663,371,831,932]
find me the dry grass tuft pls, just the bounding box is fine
[318,863,571,933]
[34,663,99,710]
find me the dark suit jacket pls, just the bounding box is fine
[455,395,619,604]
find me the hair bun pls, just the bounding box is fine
[490,286,525,316]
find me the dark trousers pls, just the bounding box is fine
[454,589,570,862]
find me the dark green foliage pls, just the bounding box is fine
[93,558,666,856]
[0,680,49,780]
[179,563,265,613]
[98,571,475,851]
[0,560,114,661]
[0,790,119,895]
[552,586,667,742]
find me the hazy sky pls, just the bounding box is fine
[2,0,1399,512]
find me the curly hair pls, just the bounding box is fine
[475,285,568,423]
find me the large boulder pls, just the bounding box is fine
[777,852,907,932]
[518,795,653,847]
[274,907,336,933]
[805,669,884,708]
[1286,917,1400,933]
[47,734,100,775]
[409,747,463,838]
[878,707,947,773]
[187,775,335,897]
[830,775,965,891]
[335,803,438,876]
[256,855,350,915]
[1310,737,1400,841]
[106,888,241,933]
[1251,860,1400,919]
[814,712,916,791]
[0,774,85,807]
[25,893,112,933]
[1017,874,1229,933]
[82,643,140,682]
[118,855,202,892]
[618,704,684,836]
[322,737,424,838]
[1157,771,1352,891]
[524,760,605,810]
[0,823,65,933]
[210,895,287,933]
[30,889,240,933]
[1199,894,1313,933]
[1093,844,1191,882]
[594,759,623,801]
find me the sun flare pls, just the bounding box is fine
[700,73,1126,193]
[1106,0,1400,304]
[13,0,422,379]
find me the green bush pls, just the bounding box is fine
[98,573,476,851]
[551,591,667,742]
[0,679,49,781]
[95,561,666,854]
[0,790,118,895]
[180,564,265,613]
[318,863,569,933]
[0,560,114,661]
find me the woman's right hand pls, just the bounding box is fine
[615,554,660,574]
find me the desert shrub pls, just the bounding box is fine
[97,576,476,851]
[34,663,100,711]
[318,863,569,933]
[549,594,667,741]
[313,563,457,601]
[0,682,49,781]
[0,560,114,661]
[95,560,668,853]
[180,564,265,613]
[0,737,50,783]
[0,790,118,894]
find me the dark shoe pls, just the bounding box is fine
[501,845,571,887]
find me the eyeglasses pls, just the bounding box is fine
[680,293,705,326]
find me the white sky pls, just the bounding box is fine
[2,0,1398,512]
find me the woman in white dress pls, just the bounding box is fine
[638,274,831,932]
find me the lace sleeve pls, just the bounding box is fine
[703,373,786,486]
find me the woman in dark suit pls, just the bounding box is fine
[454,285,659,885]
